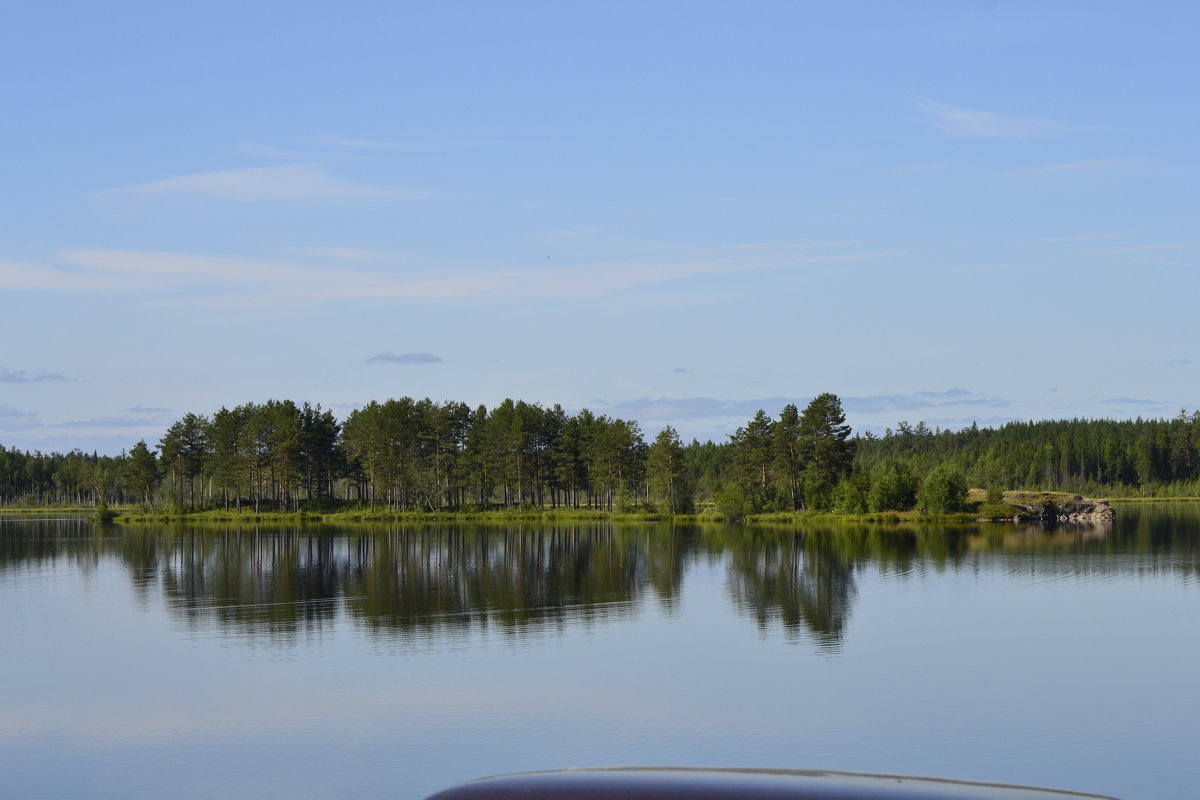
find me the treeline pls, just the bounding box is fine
[2,394,1199,514]
[855,414,1200,499]
[123,398,654,513]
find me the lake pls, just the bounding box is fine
[1,506,1198,800]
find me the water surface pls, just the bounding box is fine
[1,507,1198,800]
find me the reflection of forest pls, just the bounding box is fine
[722,533,857,651]
[0,521,695,642]
[2,511,1198,647]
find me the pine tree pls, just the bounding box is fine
[798,393,854,510]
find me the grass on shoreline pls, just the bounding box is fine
[1106,496,1200,503]
[1,489,1183,527]
[43,505,986,526]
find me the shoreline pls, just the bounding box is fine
[7,492,1193,527]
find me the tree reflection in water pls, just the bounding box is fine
[2,510,1197,649]
[724,533,857,652]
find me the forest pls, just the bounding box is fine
[1,394,1198,516]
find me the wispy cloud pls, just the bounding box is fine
[52,415,164,429]
[89,164,454,206]
[842,391,1011,414]
[0,406,42,431]
[1004,158,1146,177]
[670,367,691,374]
[910,94,1041,138]
[0,366,67,383]
[366,352,443,365]
[915,388,972,398]
[1100,397,1159,405]
[0,241,889,308]
[125,405,172,414]
[588,389,1009,423]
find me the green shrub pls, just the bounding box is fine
[714,484,750,521]
[832,474,869,514]
[867,463,918,512]
[916,467,969,514]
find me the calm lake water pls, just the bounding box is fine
[2,507,1198,800]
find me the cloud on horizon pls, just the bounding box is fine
[367,352,444,365]
[587,389,1010,423]
[52,415,167,429]
[0,406,42,432]
[0,366,67,383]
[1100,397,1159,405]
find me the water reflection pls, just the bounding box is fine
[345,526,656,639]
[722,531,857,652]
[2,509,1198,648]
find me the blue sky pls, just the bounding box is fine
[1,1,1197,454]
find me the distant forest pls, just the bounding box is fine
[1,394,1199,514]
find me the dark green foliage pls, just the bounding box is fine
[728,409,776,512]
[647,426,693,513]
[797,393,855,510]
[832,472,869,514]
[773,403,803,510]
[855,411,1200,498]
[714,482,750,520]
[7,398,1200,516]
[916,466,969,515]
[867,463,918,512]
[123,440,159,508]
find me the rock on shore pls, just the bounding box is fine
[1007,495,1115,524]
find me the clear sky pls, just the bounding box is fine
[1,1,1197,455]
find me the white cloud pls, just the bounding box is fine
[0,242,890,308]
[89,164,453,206]
[366,352,443,365]
[0,366,67,383]
[910,94,1041,138]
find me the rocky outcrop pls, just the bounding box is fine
[1002,495,1114,524]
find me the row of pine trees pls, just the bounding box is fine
[2,396,1199,513]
